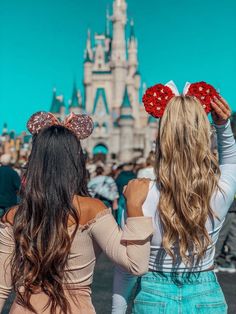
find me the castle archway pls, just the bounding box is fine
[93,143,108,163]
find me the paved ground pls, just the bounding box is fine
[2,254,236,313]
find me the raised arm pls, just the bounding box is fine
[0,222,14,312]
[211,97,236,219]
[211,97,236,165]
[215,121,236,165]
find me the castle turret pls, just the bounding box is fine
[57,95,66,120]
[144,115,158,156]
[84,32,93,113]
[128,19,138,77]
[111,0,127,110]
[119,87,134,162]
[105,6,112,53]
[69,80,83,114]
[50,88,59,114]
[50,88,65,120]
[126,19,141,127]
[2,123,8,136]
[129,20,140,91]
[93,34,106,71]
[84,29,93,61]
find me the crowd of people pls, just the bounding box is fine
[1,150,235,277]
[0,84,235,313]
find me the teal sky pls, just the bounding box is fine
[0,0,236,133]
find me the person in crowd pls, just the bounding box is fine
[133,157,145,175]
[137,151,156,180]
[88,165,119,216]
[110,163,122,180]
[112,82,234,314]
[0,154,21,218]
[0,112,153,314]
[115,162,136,196]
[115,162,137,226]
[215,196,236,273]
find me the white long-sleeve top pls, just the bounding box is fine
[112,120,236,313]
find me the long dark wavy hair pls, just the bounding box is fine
[12,125,89,314]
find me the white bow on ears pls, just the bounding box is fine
[165,80,191,96]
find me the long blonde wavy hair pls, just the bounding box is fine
[156,95,221,265]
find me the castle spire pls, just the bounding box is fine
[69,79,83,113]
[121,87,132,109]
[120,86,134,120]
[119,85,134,162]
[130,18,135,40]
[105,6,110,37]
[128,18,138,76]
[84,28,93,62]
[111,0,127,63]
[86,28,91,51]
[70,79,79,107]
[111,0,127,109]
[2,123,8,136]
[50,88,58,113]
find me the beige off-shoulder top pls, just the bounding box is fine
[0,196,153,311]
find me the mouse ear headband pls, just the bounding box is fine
[142,80,220,118]
[27,111,94,140]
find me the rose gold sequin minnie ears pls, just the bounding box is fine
[142,81,220,118]
[27,111,60,134]
[27,111,94,140]
[64,113,94,140]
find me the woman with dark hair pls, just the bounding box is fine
[112,82,235,314]
[0,112,153,314]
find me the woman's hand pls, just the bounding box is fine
[211,96,231,125]
[123,179,150,217]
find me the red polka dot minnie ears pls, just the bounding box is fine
[142,81,220,118]
[27,111,94,140]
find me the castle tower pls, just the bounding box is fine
[144,115,158,155]
[119,87,134,162]
[2,123,8,136]
[111,0,127,110]
[105,6,112,53]
[93,34,107,71]
[83,35,93,113]
[84,29,93,61]
[57,95,66,120]
[127,19,141,127]
[128,19,138,78]
[69,80,83,114]
[50,88,59,115]
[50,88,65,120]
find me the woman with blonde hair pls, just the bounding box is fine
[0,112,153,314]
[112,81,235,314]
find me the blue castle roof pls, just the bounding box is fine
[92,88,109,114]
[121,87,132,108]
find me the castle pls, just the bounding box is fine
[50,0,158,162]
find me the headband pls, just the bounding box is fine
[142,81,220,118]
[27,111,94,140]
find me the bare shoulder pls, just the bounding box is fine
[74,196,109,226]
[1,206,18,225]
